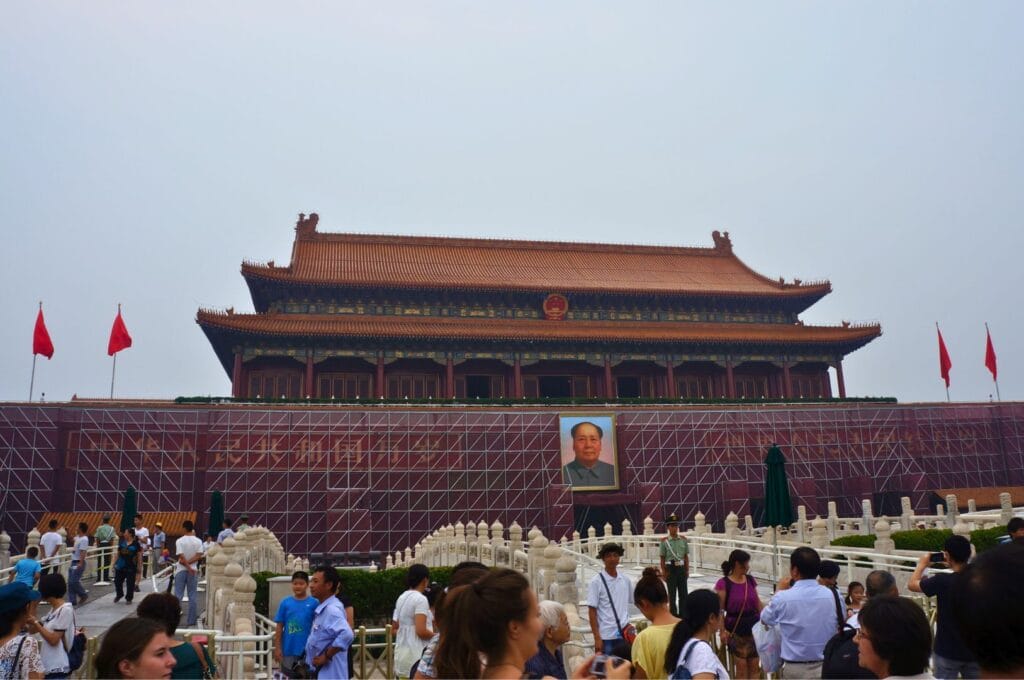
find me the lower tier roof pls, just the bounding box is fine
[197,310,880,347]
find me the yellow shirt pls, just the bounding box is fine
[632,622,677,679]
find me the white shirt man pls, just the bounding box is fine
[39,523,63,567]
[174,520,205,627]
[587,543,633,654]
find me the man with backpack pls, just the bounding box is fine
[822,570,898,678]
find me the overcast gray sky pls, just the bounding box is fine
[2,2,1022,404]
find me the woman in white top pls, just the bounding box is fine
[391,564,433,679]
[26,574,75,679]
[664,589,729,680]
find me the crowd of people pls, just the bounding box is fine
[0,514,1021,679]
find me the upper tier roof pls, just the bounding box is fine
[240,214,831,301]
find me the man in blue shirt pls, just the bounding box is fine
[760,547,845,679]
[525,600,569,679]
[305,566,354,679]
[274,571,318,677]
[8,547,42,588]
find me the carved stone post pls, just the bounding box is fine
[860,500,874,536]
[477,521,489,561]
[219,562,243,631]
[826,501,838,540]
[810,517,828,549]
[1000,492,1013,524]
[743,515,755,536]
[796,506,808,542]
[491,520,504,564]
[0,531,10,570]
[899,497,913,532]
[873,519,894,555]
[529,531,547,586]
[643,517,654,562]
[232,572,258,678]
[953,519,971,540]
[967,499,977,514]
[725,512,738,538]
[945,495,959,529]
[621,519,632,562]
[572,530,581,555]
[587,526,597,557]
[693,512,706,535]
[509,521,523,564]
[542,540,561,597]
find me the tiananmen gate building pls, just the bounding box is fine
[197,213,881,402]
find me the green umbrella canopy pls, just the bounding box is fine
[207,490,225,539]
[764,445,795,528]
[119,487,137,532]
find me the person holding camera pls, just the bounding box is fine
[908,535,978,679]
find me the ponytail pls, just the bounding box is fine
[634,567,669,606]
[721,549,751,577]
[435,568,532,679]
[664,589,720,674]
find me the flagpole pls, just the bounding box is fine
[110,354,117,399]
[936,322,951,402]
[29,354,38,402]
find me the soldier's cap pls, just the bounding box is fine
[598,542,624,558]
[665,513,681,525]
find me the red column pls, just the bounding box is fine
[604,357,615,399]
[446,357,455,399]
[665,360,676,398]
[305,353,314,398]
[821,370,831,398]
[232,352,242,398]
[375,355,385,399]
[513,356,523,398]
[835,359,847,398]
[782,363,793,400]
[725,361,736,399]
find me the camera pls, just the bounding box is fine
[930,552,945,563]
[592,654,625,679]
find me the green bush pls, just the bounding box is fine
[341,567,455,626]
[251,571,285,617]
[890,529,951,552]
[830,534,876,549]
[969,526,1008,553]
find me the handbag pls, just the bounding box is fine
[752,622,782,673]
[599,573,637,645]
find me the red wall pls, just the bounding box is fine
[1,402,1021,555]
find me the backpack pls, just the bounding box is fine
[58,603,86,672]
[670,639,719,680]
[822,625,875,679]
[821,590,874,680]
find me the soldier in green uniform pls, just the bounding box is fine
[659,512,689,616]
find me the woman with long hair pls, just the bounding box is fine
[713,550,761,679]
[0,582,44,679]
[664,590,728,680]
[94,617,176,679]
[434,568,545,679]
[136,592,217,679]
[631,567,680,679]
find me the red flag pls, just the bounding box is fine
[33,308,54,359]
[985,328,997,380]
[937,326,952,387]
[108,307,133,356]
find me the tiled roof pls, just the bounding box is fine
[241,231,831,298]
[197,310,880,347]
[35,512,198,537]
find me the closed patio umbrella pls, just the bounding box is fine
[764,444,795,585]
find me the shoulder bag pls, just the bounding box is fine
[599,574,637,645]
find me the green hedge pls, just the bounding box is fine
[341,567,455,625]
[253,567,457,622]
[831,526,1008,554]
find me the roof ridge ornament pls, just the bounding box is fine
[295,212,319,239]
[711,230,732,253]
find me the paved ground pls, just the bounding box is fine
[35,572,207,640]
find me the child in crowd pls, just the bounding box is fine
[274,571,318,678]
[845,581,866,618]
[9,547,42,588]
